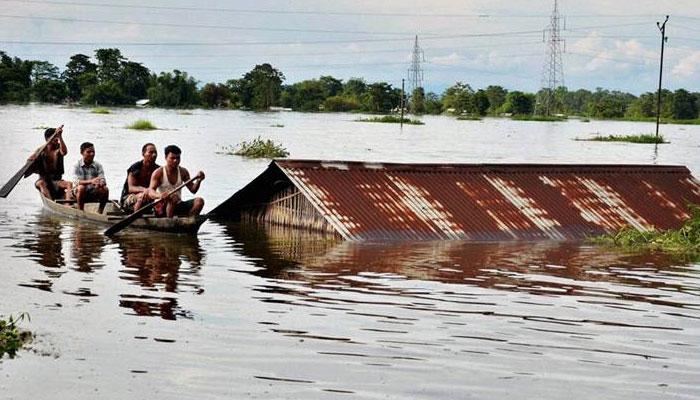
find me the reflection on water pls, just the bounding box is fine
[225,222,700,379]
[13,212,205,320]
[229,222,698,311]
[114,232,204,320]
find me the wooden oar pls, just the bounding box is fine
[104,176,199,236]
[0,126,61,198]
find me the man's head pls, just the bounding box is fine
[164,145,181,168]
[44,128,59,147]
[142,143,157,165]
[80,142,95,164]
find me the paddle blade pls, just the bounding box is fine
[0,161,34,198]
[104,205,152,236]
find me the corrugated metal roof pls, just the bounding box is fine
[211,160,700,242]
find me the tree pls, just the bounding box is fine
[473,89,490,116]
[200,83,231,108]
[95,48,125,83]
[119,61,150,102]
[503,91,535,115]
[30,61,66,103]
[362,82,398,113]
[671,88,698,120]
[343,78,366,98]
[285,79,326,111]
[442,82,474,114]
[319,75,343,97]
[239,63,285,110]
[0,51,33,103]
[147,70,199,108]
[63,54,97,101]
[410,87,426,114]
[424,92,443,114]
[484,85,507,114]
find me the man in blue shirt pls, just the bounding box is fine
[72,142,109,212]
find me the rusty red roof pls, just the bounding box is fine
[211,160,700,242]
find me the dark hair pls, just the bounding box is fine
[142,142,156,154]
[164,145,181,156]
[80,142,94,153]
[44,128,56,140]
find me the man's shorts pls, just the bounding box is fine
[154,199,195,217]
[36,178,66,199]
[72,184,102,201]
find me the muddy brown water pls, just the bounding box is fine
[0,105,698,399]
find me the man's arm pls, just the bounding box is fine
[148,168,163,199]
[127,172,146,194]
[183,168,204,194]
[57,127,67,156]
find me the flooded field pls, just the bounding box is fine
[1,105,699,399]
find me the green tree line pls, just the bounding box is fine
[2,49,699,120]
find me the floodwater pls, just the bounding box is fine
[0,105,699,399]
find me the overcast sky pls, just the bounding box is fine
[2,0,700,94]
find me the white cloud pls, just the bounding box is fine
[672,51,700,77]
[431,52,467,66]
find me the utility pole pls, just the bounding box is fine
[656,15,669,139]
[537,0,565,116]
[400,78,405,128]
[407,35,425,95]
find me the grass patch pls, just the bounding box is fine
[578,134,666,144]
[512,115,566,122]
[456,115,482,121]
[1,313,32,359]
[270,124,285,128]
[589,205,700,255]
[219,136,289,158]
[90,107,110,114]
[126,119,158,130]
[357,115,425,125]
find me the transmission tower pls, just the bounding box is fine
[407,35,425,94]
[538,0,565,116]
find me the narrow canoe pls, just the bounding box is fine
[40,196,207,234]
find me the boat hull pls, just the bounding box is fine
[40,196,206,234]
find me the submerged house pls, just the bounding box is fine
[209,160,700,242]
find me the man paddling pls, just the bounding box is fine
[148,145,205,217]
[120,143,160,212]
[72,142,109,213]
[29,126,74,200]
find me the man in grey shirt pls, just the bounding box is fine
[72,142,109,212]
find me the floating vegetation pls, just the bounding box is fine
[1,313,32,359]
[32,125,51,130]
[270,124,285,128]
[177,111,193,115]
[357,115,425,125]
[90,107,110,114]
[126,119,158,130]
[578,134,666,144]
[219,136,289,159]
[589,205,700,255]
[456,115,482,121]
[580,118,590,122]
[512,115,566,122]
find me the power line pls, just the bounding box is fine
[0,29,546,47]
[0,13,415,36]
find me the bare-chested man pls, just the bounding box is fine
[148,145,205,218]
[120,143,160,212]
[29,126,74,200]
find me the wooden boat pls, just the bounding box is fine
[40,196,207,234]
